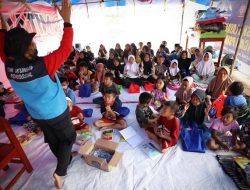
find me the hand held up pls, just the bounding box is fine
[56,0,71,23]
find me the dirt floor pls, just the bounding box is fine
[231,69,250,96]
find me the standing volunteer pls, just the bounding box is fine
[0,0,75,188]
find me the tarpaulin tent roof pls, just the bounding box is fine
[14,0,127,5]
[12,0,211,6]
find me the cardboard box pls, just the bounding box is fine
[79,139,123,172]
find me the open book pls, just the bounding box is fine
[119,126,143,148]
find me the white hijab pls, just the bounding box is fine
[124,55,139,78]
[196,52,215,76]
[169,59,180,76]
[128,55,136,64]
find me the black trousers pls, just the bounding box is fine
[35,111,76,176]
[0,102,5,118]
[124,77,144,88]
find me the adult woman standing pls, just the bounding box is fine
[206,66,233,101]
[0,1,75,188]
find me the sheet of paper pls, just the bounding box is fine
[126,134,143,148]
[119,126,143,148]
[119,126,137,140]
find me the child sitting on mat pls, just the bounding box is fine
[225,81,248,120]
[123,55,143,88]
[151,78,169,111]
[152,56,168,83]
[181,89,211,143]
[175,76,194,105]
[94,90,127,130]
[145,101,180,153]
[63,65,78,90]
[207,106,245,151]
[94,63,106,89]
[67,97,91,133]
[166,59,181,84]
[60,77,76,105]
[136,92,158,128]
[225,81,247,107]
[79,63,95,92]
[111,58,124,85]
[93,72,121,106]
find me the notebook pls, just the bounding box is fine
[119,126,143,148]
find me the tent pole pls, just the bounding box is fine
[180,0,185,44]
[133,0,135,15]
[164,0,167,12]
[85,0,89,18]
[230,0,250,76]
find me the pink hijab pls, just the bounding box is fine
[175,76,194,104]
[95,63,106,83]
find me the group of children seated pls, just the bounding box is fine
[59,42,216,93]
[2,41,250,156]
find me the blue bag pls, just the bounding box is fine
[9,110,30,125]
[118,107,130,117]
[181,122,205,153]
[209,107,217,118]
[79,84,91,98]
[83,108,93,118]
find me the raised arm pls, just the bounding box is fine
[44,0,73,80]
[0,13,7,63]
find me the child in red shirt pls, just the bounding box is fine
[145,101,180,153]
[67,97,91,133]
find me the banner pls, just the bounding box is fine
[221,0,250,74]
[0,2,62,38]
[0,1,62,88]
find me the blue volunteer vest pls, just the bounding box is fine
[5,57,67,120]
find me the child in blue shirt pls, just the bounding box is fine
[225,81,248,120]
[225,81,247,107]
[60,77,76,105]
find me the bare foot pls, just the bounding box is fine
[162,149,168,153]
[53,173,63,189]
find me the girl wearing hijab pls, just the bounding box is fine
[106,50,116,70]
[175,76,194,105]
[190,48,203,70]
[94,63,106,85]
[192,52,215,84]
[181,89,211,142]
[167,59,181,84]
[131,43,137,57]
[178,50,193,77]
[123,43,132,63]
[140,53,153,81]
[207,66,233,101]
[115,43,123,58]
[152,56,168,83]
[98,44,107,58]
[112,58,124,85]
[123,55,143,88]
